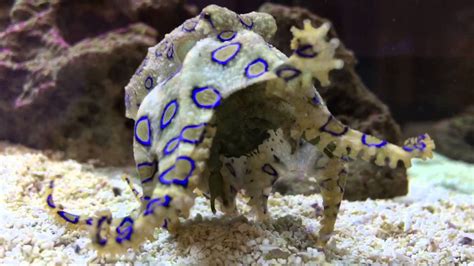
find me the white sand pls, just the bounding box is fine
[0,143,472,265]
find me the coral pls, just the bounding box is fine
[0,0,195,165]
[45,5,434,256]
[259,3,408,200]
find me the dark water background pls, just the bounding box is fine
[1,0,472,165]
[192,0,474,124]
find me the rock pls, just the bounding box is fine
[432,106,474,163]
[264,248,291,260]
[0,0,196,165]
[259,3,407,200]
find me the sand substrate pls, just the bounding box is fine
[0,143,472,265]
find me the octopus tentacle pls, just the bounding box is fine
[44,175,153,255]
[270,19,435,248]
[87,191,177,255]
[121,175,142,203]
[281,20,343,91]
[275,20,435,168]
[315,158,347,247]
[88,123,217,255]
[44,178,93,227]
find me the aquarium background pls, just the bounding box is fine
[191,0,474,122]
[0,1,472,264]
[0,0,472,165]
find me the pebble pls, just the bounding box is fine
[21,245,32,257]
[0,147,472,265]
[39,241,54,250]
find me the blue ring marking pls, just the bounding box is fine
[275,65,302,82]
[96,216,111,246]
[415,135,427,151]
[217,31,236,42]
[403,146,413,152]
[245,58,269,79]
[49,180,54,189]
[160,99,179,130]
[155,47,163,58]
[414,142,426,151]
[239,15,254,29]
[138,161,157,184]
[182,19,198,32]
[311,93,322,105]
[171,156,196,188]
[403,134,428,152]
[144,195,172,216]
[262,163,278,176]
[180,123,207,144]
[319,116,349,137]
[361,134,388,148]
[163,136,180,156]
[57,211,80,224]
[134,116,152,147]
[144,76,154,90]
[46,194,56,209]
[115,217,134,244]
[158,157,195,188]
[158,165,175,186]
[211,42,241,65]
[295,44,318,58]
[166,43,174,59]
[86,218,93,226]
[191,86,222,109]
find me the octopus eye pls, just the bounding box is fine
[200,12,215,28]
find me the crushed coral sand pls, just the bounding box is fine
[0,143,472,264]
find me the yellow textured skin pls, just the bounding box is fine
[45,5,435,256]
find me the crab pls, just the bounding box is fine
[45,5,434,255]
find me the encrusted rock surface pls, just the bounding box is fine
[432,106,474,163]
[0,0,195,165]
[260,3,407,200]
[0,143,472,264]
